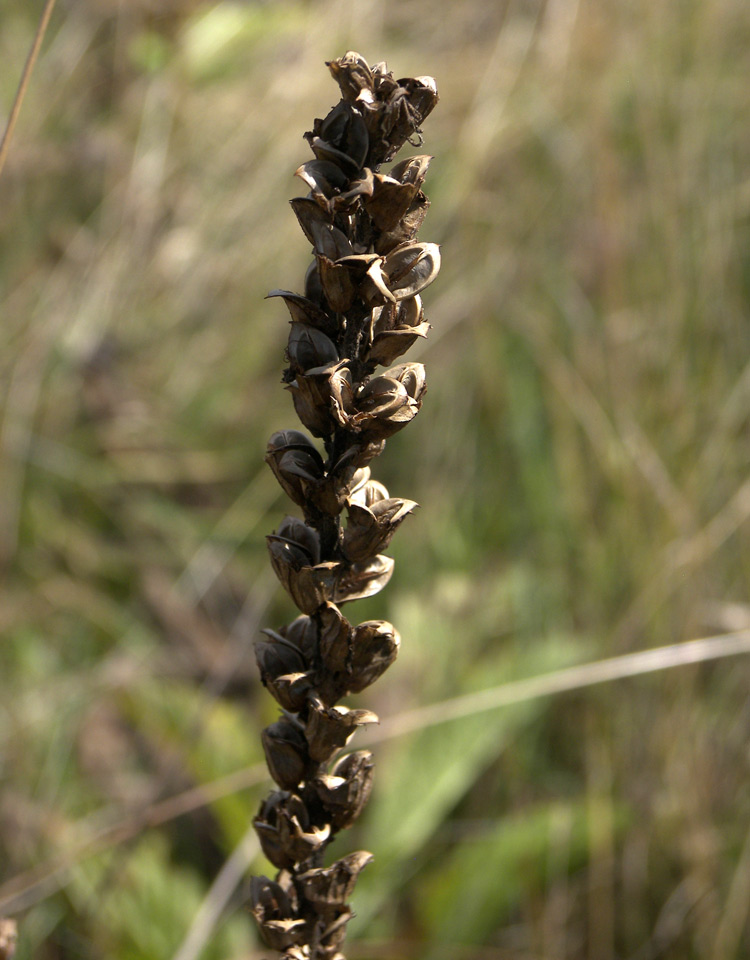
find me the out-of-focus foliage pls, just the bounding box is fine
[1,0,750,958]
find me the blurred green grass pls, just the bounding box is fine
[2,0,750,957]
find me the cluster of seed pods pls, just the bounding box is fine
[250,52,440,960]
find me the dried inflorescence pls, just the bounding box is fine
[251,52,440,959]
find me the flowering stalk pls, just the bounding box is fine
[250,52,440,960]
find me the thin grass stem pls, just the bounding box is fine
[0,0,58,183]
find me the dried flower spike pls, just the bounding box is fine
[252,52,439,959]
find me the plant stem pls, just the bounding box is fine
[0,0,58,184]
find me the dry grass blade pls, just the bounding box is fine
[368,630,750,742]
[0,0,57,183]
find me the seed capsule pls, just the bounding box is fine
[368,296,431,366]
[287,323,339,374]
[347,620,401,693]
[326,51,375,103]
[317,602,352,676]
[266,542,342,615]
[296,851,374,921]
[333,554,395,604]
[382,242,441,300]
[254,791,331,870]
[256,625,314,712]
[274,616,316,657]
[342,497,417,561]
[249,875,309,951]
[313,751,375,830]
[305,698,379,763]
[265,431,324,506]
[261,719,311,790]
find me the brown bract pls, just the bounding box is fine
[253,50,440,960]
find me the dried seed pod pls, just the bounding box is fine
[308,457,363,515]
[333,554,395,604]
[356,376,415,418]
[347,620,401,693]
[296,851,374,921]
[255,636,308,681]
[266,542,342,615]
[331,167,375,212]
[390,153,433,187]
[382,242,441,300]
[317,255,359,312]
[320,252,381,313]
[365,174,419,233]
[306,102,369,176]
[278,615,319,662]
[313,750,375,830]
[353,376,420,440]
[287,381,334,439]
[349,477,389,506]
[275,516,321,564]
[267,532,315,574]
[326,51,375,103]
[342,497,418,561]
[265,431,324,506]
[261,719,312,791]
[250,875,309,951]
[384,360,427,400]
[400,74,439,123]
[255,633,310,711]
[309,221,354,261]
[267,429,323,457]
[254,791,331,870]
[340,464,371,498]
[305,698,379,763]
[308,910,353,960]
[287,363,348,439]
[287,323,339,374]
[268,671,315,714]
[375,191,431,254]
[359,256,395,306]
[366,72,439,166]
[295,160,348,209]
[368,295,431,366]
[364,156,433,236]
[317,602,352,676]
[289,199,333,248]
[304,259,327,305]
[326,363,355,428]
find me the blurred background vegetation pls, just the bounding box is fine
[2,0,750,957]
